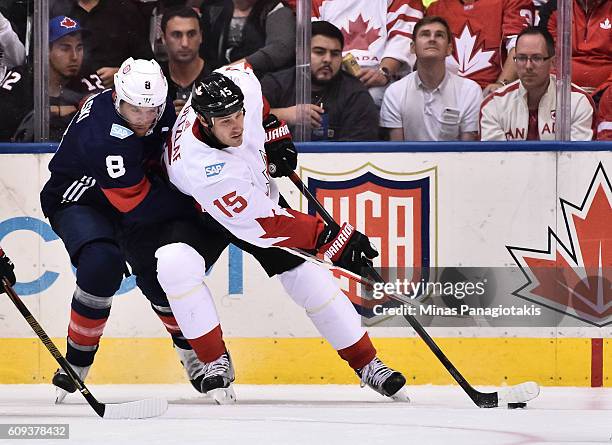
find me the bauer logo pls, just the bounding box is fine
[507,163,612,327]
[302,164,437,319]
[205,162,225,177]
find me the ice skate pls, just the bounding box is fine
[174,345,207,393]
[200,351,236,404]
[357,357,410,402]
[52,365,90,404]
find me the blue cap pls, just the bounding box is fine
[49,16,84,43]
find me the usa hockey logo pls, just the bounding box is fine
[205,162,225,177]
[301,164,437,321]
[507,163,612,327]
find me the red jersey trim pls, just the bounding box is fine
[387,14,420,31]
[102,176,151,213]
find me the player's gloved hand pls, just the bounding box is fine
[316,223,379,276]
[0,247,16,294]
[263,114,297,178]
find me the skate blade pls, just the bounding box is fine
[207,386,237,405]
[55,387,69,404]
[390,387,410,403]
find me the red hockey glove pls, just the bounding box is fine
[0,247,16,294]
[316,223,379,276]
[263,114,297,178]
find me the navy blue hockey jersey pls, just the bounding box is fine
[40,90,192,225]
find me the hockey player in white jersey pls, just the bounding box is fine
[156,63,409,403]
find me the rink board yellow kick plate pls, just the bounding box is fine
[0,337,609,387]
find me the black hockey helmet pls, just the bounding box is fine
[191,72,244,124]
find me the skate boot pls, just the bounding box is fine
[356,357,409,402]
[199,351,236,404]
[52,365,90,404]
[174,345,207,393]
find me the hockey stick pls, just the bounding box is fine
[1,277,168,419]
[287,171,540,408]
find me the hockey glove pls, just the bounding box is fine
[263,114,297,178]
[0,248,16,294]
[316,223,379,276]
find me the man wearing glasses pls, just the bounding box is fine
[479,27,596,141]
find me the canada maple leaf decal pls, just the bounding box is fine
[448,24,496,77]
[340,14,381,51]
[507,163,612,327]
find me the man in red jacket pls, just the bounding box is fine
[543,0,611,93]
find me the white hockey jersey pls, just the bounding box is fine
[312,0,424,67]
[164,64,325,249]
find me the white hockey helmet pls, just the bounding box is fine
[113,58,168,128]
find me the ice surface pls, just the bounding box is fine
[0,384,610,445]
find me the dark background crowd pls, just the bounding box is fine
[0,0,609,143]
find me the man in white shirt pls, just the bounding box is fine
[155,63,409,404]
[380,16,482,141]
[480,26,596,141]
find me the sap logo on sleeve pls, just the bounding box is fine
[110,123,134,139]
[205,162,226,177]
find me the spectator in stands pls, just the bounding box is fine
[260,20,379,141]
[159,7,210,115]
[140,0,202,62]
[0,16,104,142]
[0,11,25,69]
[539,0,611,93]
[199,0,295,78]
[50,0,154,88]
[480,27,596,141]
[298,0,425,107]
[380,16,481,141]
[594,75,611,140]
[426,0,534,96]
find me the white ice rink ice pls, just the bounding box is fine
[0,384,611,444]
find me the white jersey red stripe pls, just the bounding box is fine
[164,64,324,250]
[312,0,424,67]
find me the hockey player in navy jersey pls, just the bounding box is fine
[156,63,409,403]
[40,58,208,402]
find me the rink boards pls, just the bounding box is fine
[0,142,610,386]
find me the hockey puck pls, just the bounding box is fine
[507,402,527,409]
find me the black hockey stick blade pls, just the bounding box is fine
[285,171,540,408]
[1,277,168,419]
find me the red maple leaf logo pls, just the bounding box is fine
[255,208,322,249]
[60,16,77,29]
[340,15,381,52]
[507,163,612,326]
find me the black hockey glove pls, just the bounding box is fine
[0,247,16,294]
[263,114,297,178]
[316,223,379,276]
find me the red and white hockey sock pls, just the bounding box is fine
[337,332,376,370]
[156,242,225,362]
[188,324,227,363]
[66,286,111,366]
[279,261,366,350]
